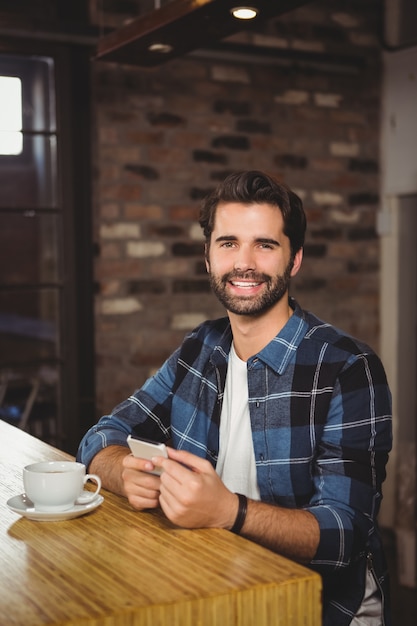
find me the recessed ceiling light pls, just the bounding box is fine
[148,43,173,54]
[230,6,259,20]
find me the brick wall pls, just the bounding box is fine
[93,0,382,416]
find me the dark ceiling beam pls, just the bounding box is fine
[95,0,313,67]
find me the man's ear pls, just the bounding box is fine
[290,248,303,278]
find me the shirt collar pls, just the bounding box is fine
[211,299,308,375]
[248,299,308,374]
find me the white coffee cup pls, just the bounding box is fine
[23,461,101,512]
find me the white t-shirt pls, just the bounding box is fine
[215,343,261,500]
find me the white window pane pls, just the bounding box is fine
[0,76,22,129]
[0,76,22,155]
[0,131,23,154]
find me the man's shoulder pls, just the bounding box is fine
[299,307,375,358]
[178,316,231,356]
[187,316,230,340]
[167,317,231,391]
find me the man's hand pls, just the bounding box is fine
[152,448,238,530]
[92,445,319,563]
[121,453,163,510]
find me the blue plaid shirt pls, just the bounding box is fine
[78,299,392,625]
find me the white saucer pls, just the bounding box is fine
[6,492,104,522]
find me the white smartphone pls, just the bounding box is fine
[126,435,168,475]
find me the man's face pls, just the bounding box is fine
[206,202,301,317]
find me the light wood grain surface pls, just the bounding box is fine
[1,420,322,625]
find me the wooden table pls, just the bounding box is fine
[0,420,322,626]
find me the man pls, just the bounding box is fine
[78,170,392,625]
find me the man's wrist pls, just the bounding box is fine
[230,493,248,534]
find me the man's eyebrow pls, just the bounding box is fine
[214,235,238,243]
[256,237,280,246]
[214,235,281,246]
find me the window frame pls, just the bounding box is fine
[0,37,95,454]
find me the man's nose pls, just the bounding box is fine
[234,245,255,272]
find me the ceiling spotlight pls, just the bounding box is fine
[230,6,259,20]
[147,43,174,54]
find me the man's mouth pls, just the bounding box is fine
[230,281,262,288]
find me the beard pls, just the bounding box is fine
[208,261,293,317]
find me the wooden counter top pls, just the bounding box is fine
[1,420,322,625]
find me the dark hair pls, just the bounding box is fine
[199,170,306,258]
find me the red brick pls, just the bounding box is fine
[169,205,200,220]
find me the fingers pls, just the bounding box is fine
[121,453,162,510]
[126,488,159,510]
[122,452,156,474]
[166,447,212,472]
[122,447,235,529]
[150,449,235,529]
[151,448,212,483]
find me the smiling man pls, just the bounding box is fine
[78,170,393,626]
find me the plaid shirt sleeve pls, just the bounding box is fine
[251,308,392,576]
[76,348,180,467]
[304,342,392,571]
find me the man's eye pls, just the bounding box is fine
[221,241,235,248]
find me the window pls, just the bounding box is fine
[0,47,94,454]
